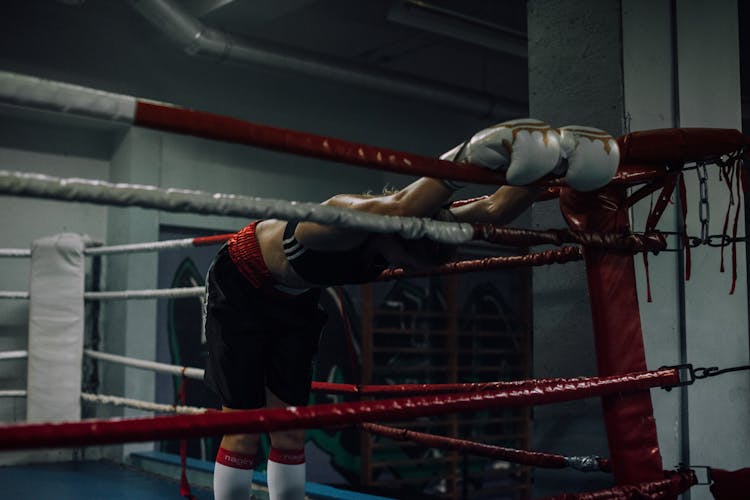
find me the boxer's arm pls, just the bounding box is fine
[449,185,544,225]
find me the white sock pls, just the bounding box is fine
[213,447,256,500]
[267,448,306,500]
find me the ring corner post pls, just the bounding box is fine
[27,233,87,425]
[570,185,665,484]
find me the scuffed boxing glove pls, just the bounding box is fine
[439,142,470,190]
[441,119,561,189]
[556,126,620,191]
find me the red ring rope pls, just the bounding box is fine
[378,246,583,280]
[360,422,612,471]
[472,224,667,252]
[5,73,747,189]
[135,101,746,188]
[539,468,696,500]
[191,233,234,246]
[135,101,506,186]
[0,369,678,451]
[312,376,608,396]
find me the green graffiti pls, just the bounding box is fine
[306,365,360,472]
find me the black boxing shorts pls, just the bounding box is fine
[203,241,326,410]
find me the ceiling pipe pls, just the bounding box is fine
[129,0,527,118]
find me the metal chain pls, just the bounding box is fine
[637,150,748,253]
[697,163,710,244]
[657,158,745,251]
[706,234,748,247]
[657,231,747,252]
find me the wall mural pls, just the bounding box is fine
[162,257,218,461]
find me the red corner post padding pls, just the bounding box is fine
[559,186,663,485]
[617,128,746,164]
[710,468,750,500]
[540,469,695,500]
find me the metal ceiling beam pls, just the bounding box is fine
[388,0,528,59]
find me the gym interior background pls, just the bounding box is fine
[0,1,748,498]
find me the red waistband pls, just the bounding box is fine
[268,447,305,465]
[216,447,258,470]
[227,221,273,288]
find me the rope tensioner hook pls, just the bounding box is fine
[661,363,750,390]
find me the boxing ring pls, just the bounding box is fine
[1,70,749,499]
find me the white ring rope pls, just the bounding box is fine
[0,70,137,123]
[84,286,204,300]
[0,350,28,361]
[81,392,207,415]
[1,288,203,301]
[0,390,26,398]
[0,170,474,244]
[84,349,204,380]
[0,249,31,257]
[85,238,205,256]
[1,238,223,258]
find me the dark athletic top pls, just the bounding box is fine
[282,220,387,286]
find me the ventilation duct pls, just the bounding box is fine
[130,0,527,118]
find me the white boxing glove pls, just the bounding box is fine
[443,119,561,187]
[557,126,620,191]
[439,143,469,190]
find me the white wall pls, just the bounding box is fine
[675,2,748,491]
[627,4,749,499]
[622,0,685,475]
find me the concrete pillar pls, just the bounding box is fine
[527,0,626,495]
[102,127,161,457]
